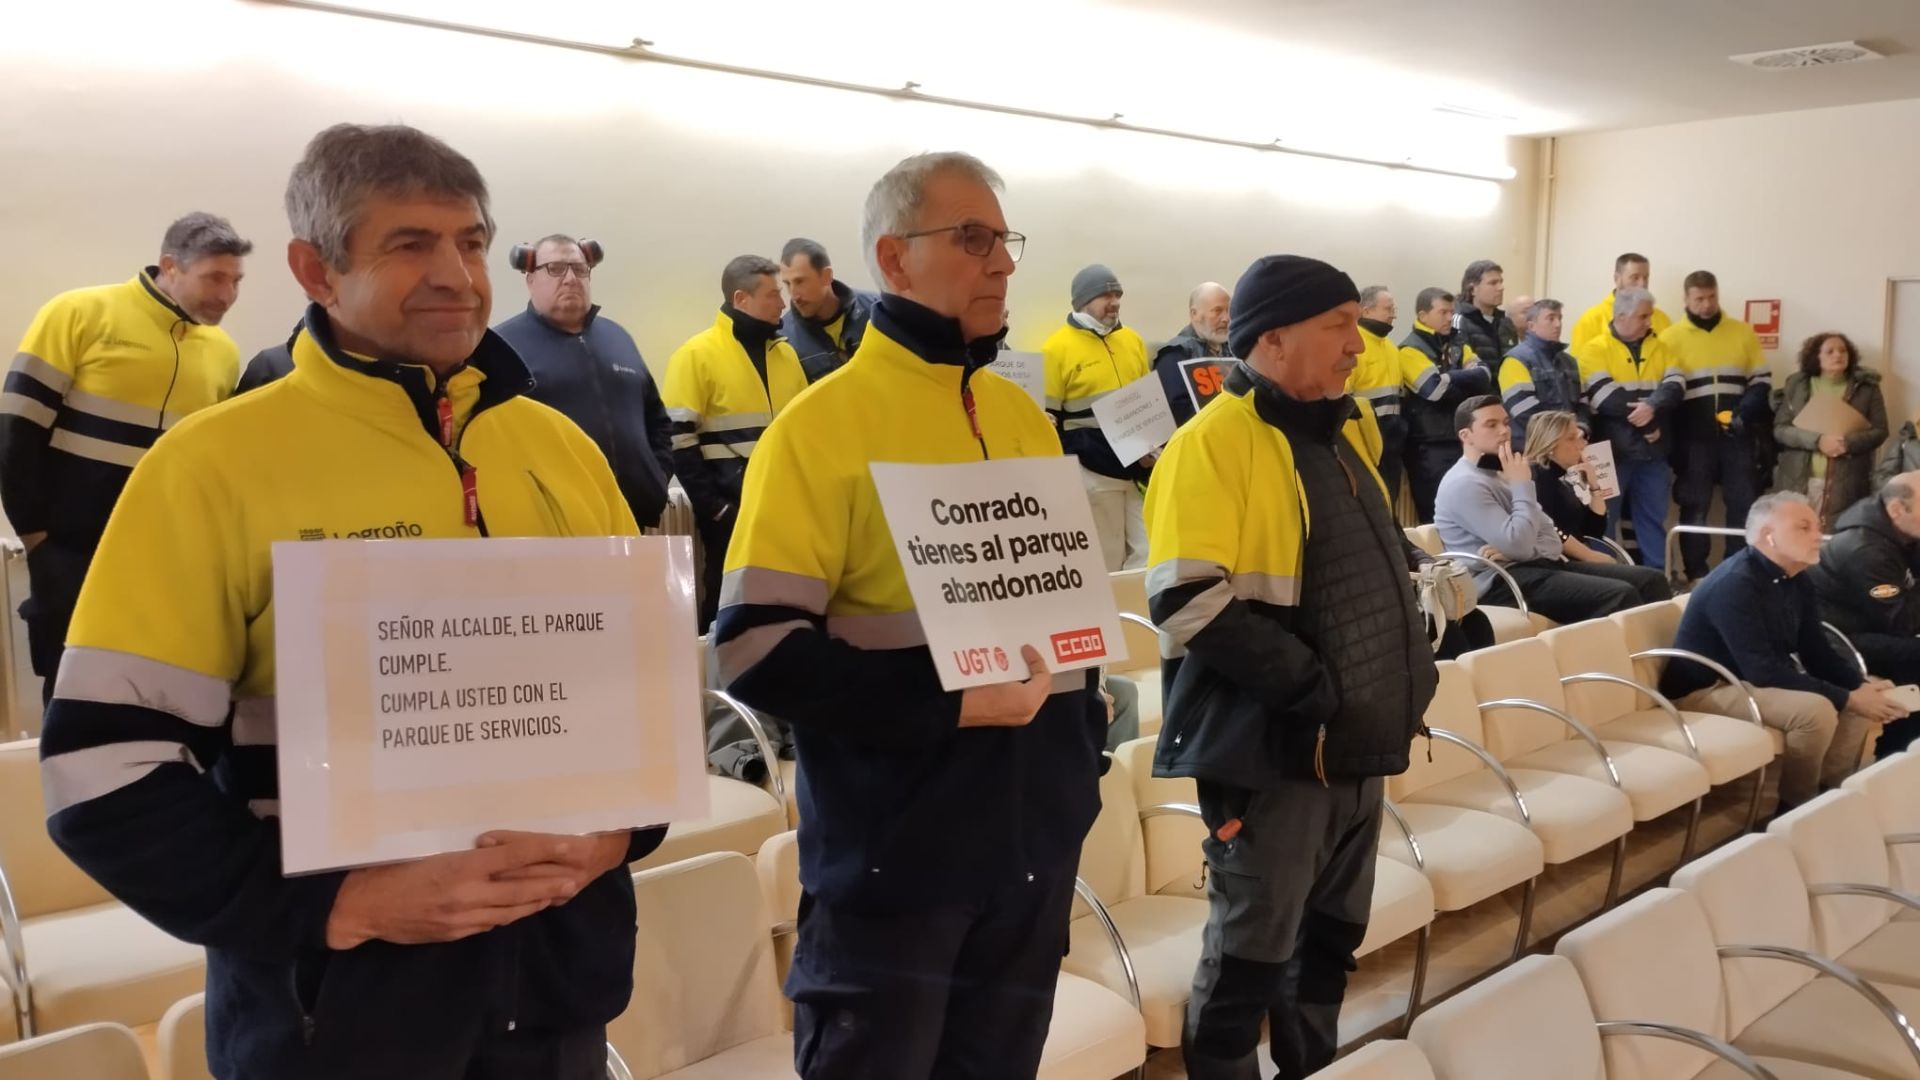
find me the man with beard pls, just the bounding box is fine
[1043,263,1154,569]
[778,237,877,382]
[1155,280,1231,428]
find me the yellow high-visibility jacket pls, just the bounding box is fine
[1042,319,1153,480]
[661,308,807,525]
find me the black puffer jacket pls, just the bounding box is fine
[1456,306,1517,364]
[1807,494,1920,638]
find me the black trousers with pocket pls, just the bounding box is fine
[786,871,1077,1080]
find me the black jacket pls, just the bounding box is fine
[237,324,300,394]
[1809,495,1920,639]
[1152,324,1227,428]
[494,304,675,528]
[1456,306,1517,364]
[1532,461,1607,542]
[1660,546,1863,710]
[780,280,877,383]
[1152,367,1436,788]
[1401,325,1492,444]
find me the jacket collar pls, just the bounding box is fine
[523,301,599,335]
[1066,311,1120,338]
[135,267,195,327]
[1521,332,1566,356]
[1739,545,1795,585]
[866,294,1006,371]
[1687,310,1723,332]
[1838,494,1912,548]
[1610,324,1648,360]
[1170,323,1225,356]
[1226,362,1357,443]
[1459,306,1504,332]
[1359,318,1394,340]
[720,305,782,350]
[293,302,534,440]
[799,280,855,331]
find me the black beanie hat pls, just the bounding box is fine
[1227,255,1361,360]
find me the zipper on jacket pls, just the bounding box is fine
[289,966,317,1046]
[1313,724,1328,787]
[960,368,989,460]
[436,391,488,536]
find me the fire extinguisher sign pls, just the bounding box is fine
[1746,299,1782,349]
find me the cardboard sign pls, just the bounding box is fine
[1179,357,1229,413]
[868,456,1126,690]
[272,536,708,873]
[1794,394,1871,437]
[1090,373,1178,466]
[1579,440,1621,501]
[987,350,1047,409]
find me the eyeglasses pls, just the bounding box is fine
[534,261,592,280]
[900,224,1025,263]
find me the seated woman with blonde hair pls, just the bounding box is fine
[1524,410,1668,592]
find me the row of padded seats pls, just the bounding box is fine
[0,992,206,1080]
[605,840,1150,1079]
[1316,761,1920,1079]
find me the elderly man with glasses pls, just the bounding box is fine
[494,234,676,529]
[715,152,1103,1079]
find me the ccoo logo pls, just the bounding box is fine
[1050,628,1107,664]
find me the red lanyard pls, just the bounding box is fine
[437,395,480,529]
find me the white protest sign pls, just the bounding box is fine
[988,350,1047,409]
[1091,373,1177,466]
[1581,439,1621,500]
[272,536,708,873]
[869,456,1126,691]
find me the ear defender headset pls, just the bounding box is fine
[508,238,606,273]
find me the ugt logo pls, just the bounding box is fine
[1050,628,1107,664]
[954,646,1010,676]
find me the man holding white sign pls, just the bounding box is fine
[40,124,667,1079]
[1044,263,1155,570]
[1145,255,1437,1079]
[716,152,1105,1079]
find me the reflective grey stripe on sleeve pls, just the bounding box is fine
[53,647,232,727]
[720,567,830,615]
[49,429,146,467]
[8,352,74,395]
[1157,577,1234,648]
[699,441,754,460]
[697,411,772,433]
[715,619,814,683]
[0,393,56,427]
[825,611,927,649]
[42,740,201,814]
[666,407,703,425]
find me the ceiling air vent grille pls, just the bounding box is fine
[1730,41,1884,70]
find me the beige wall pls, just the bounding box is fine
[1545,96,1920,427]
[2,0,1535,379]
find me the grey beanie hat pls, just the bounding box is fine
[1071,264,1123,311]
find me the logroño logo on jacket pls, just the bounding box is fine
[297,520,428,541]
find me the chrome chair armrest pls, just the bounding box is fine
[1718,944,1920,1067]
[1559,671,1701,760]
[1820,621,1871,679]
[1439,551,1529,616]
[1886,833,1920,847]
[1478,697,1623,789]
[771,918,798,938]
[1418,727,1532,825]
[0,861,32,1038]
[1595,1021,1779,1080]
[1382,798,1424,870]
[704,688,787,807]
[605,1043,635,1080]
[1808,881,1920,913]
[1117,611,1159,637]
[1583,535,1636,565]
[1631,648,1765,729]
[1139,802,1202,821]
[1072,877,1142,1013]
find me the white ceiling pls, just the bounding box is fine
[1129,0,1920,134]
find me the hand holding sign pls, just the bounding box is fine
[325,833,587,948]
[957,645,1052,727]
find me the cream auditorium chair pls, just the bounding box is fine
[1396,662,1629,952]
[1110,737,1439,1034]
[157,992,210,1080]
[1064,755,1212,1051]
[632,642,791,868]
[1108,568,1163,739]
[1769,790,1920,989]
[1844,751,1920,907]
[1613,599,1782,756]
[0,740,205,1041]
[1407,954,1626,1079]
[0,1021,147,1080]
[1556,887,1868,1080]
[1542,614,1776,839]
[1306,1039,1436,1079]
[1673,833,1920,1077]
[752,832,1150,1080]
[1380,664,1547,964]
[1458,639,1711,899]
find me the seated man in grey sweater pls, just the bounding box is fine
[1435,395,1670,624]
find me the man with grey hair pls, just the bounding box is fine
[1044,263,1155,569]
[1154,280,1231,427]
[662,253,806,630]
[1662,491,1906,811]
[717,151,1102,1078]
[40,123,665,1078]
[1498,297,1585,450]
[1576,286,1682,569]
[2,212,249,702]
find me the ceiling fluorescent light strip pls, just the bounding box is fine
[258,0,1516,182]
